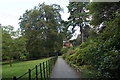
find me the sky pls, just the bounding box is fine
[0,0,80,39]
[0,0,70,30]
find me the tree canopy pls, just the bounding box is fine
[62,2,120,78]
[19,3,63,59]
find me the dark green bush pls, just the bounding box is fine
[62,14,120,79]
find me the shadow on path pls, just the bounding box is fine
[50,57,80,78]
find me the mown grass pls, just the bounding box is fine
[2,57,51,78]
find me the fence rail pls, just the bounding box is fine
[13,56,58,80]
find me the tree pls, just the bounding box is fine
[61,20,73,40]
[2,25,14,67]
[2,25,28,66]
[19,3,63,59]
[63,2,120,78]
[87,2,120,33]
[67,2,89,43]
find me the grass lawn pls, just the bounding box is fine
[2,57,51,78]
[58,56,62,57]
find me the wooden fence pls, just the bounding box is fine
[13,56,57,80]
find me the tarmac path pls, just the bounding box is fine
[50,57,80,78]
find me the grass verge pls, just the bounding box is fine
[2,57,50,78]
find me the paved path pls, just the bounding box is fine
[50,57,80,78]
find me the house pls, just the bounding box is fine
[63,40,73,48]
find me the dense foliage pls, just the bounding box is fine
[67,2,90,43]
[19,3,63,59]
[2,3,64,66]
[1,25,28,66]
[2,1,120,78]
[62,2,120,78]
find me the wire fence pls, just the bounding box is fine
[13,56,58,80]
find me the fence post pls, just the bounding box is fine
[49,59,51,72]
[43,62,46,80]
[46,60,48,79]
[36,65,38,80]
[13,76,17,80]
[29,69,31,80]
[48,60,50,77]
[49,60,51,73]
[51,58,53,68]
[51,58,53,71]
[54,57,55,64]
[40,63,43,80]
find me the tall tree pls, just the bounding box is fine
[67,2,89,43]
[19,3,63,59]
[61,21,73,40]
[87,2,120,32]
[2,25,28,66]
[2,25,14,67]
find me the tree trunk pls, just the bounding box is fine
[81,32,84,42]
[9,59,12,67]
[80,26,84,43]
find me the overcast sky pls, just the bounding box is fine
[0,0,70,30]
[0,0,82,39]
